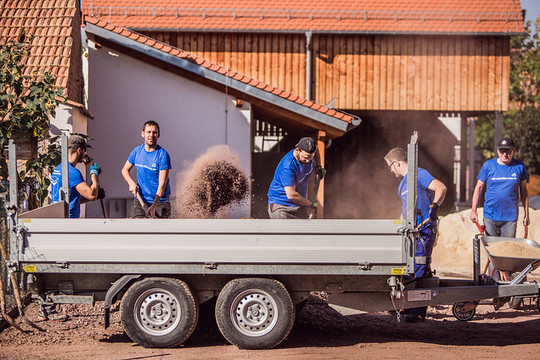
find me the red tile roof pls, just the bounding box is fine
[83,0,525,34]
[84,16,358,128]
[0,0,82,100]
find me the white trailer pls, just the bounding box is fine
[4,133,539,349]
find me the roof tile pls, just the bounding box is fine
[82,0,525,34]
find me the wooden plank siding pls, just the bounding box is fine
[143,31,510,112]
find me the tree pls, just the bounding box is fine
[507,16,540,174]
[0,35,65,210]
[475,16,540,174]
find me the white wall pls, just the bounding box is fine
[86,44,252,218]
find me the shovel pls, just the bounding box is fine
[0,237,44,332]
[0,269,28,333]
[135,191,156,218]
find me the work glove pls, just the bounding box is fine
[429,202,439,222]
[97,187,106,199]
[310,199,319,208]
[89,163,101,176]
[315,165,327,180]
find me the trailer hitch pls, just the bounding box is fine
[387,276,404,300]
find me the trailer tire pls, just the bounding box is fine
[215,278,294,349]
[120,277,198,348]
[452,302,476,321]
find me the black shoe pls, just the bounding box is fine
[404,313,425,323]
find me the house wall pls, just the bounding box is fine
[145,31,510,112]
[85,44,252,218]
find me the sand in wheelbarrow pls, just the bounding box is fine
[486,241,540,259]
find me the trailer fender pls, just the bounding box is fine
[104,274,141,328]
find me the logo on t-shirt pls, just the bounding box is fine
[152,163,156,168]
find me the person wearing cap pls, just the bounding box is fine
[50,135,102,219]
[267,137,325,219]
[470,137,529,238]
[121,120,172,218]
[384,147,447,323]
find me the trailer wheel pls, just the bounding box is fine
[120,277,198,348]
[452,302,476,322]
[215,278,294,349]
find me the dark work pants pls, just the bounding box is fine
[131,199,171,218]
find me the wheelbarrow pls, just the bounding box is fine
[482,236,540,274]
[451,235,540,321]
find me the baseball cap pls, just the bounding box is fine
[68,135,92,149]
[497,137,515,150]
[296,137,317,154]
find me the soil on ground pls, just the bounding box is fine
[1,293,540,360]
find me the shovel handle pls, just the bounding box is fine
[473,219,485,234]
[100,198,108,218]
[524,224,528,239]
[135,191,148,211]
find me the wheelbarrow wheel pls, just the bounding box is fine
[452,302,476,321]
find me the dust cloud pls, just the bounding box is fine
[174,145,249,219]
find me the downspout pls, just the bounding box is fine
[305,31,312,100]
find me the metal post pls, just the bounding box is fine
[468,117,476,202]
[406,132,418,229]
[459,116,467,203]
[8,140,17,210]
[60,132,70,218]
[406,132,419,274]
[494,111,503,154]
[473,235,480,285]
[305,31,312,101]
[6,140,18,277]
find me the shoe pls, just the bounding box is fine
[404,313,425,323]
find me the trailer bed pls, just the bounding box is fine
[19,218,409,276]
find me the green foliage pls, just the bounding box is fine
[507,106,540,174]
[0,35,65,210]
[475,16,540,174]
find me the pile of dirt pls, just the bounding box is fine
[432,207,540,278]
[175,145,249,218]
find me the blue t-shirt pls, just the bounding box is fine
[127,144,172,203]
[50,163,85,218]
[478,158,528,222]
[398,167,435,229]
[267,149,314,207]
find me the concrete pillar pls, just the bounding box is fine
[494,111,503,153]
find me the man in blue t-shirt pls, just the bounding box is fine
[121,120,172,218]
[50,135,102,218]
[470,137,529,238]
[384,147,447,323]
[267,137,325,219]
